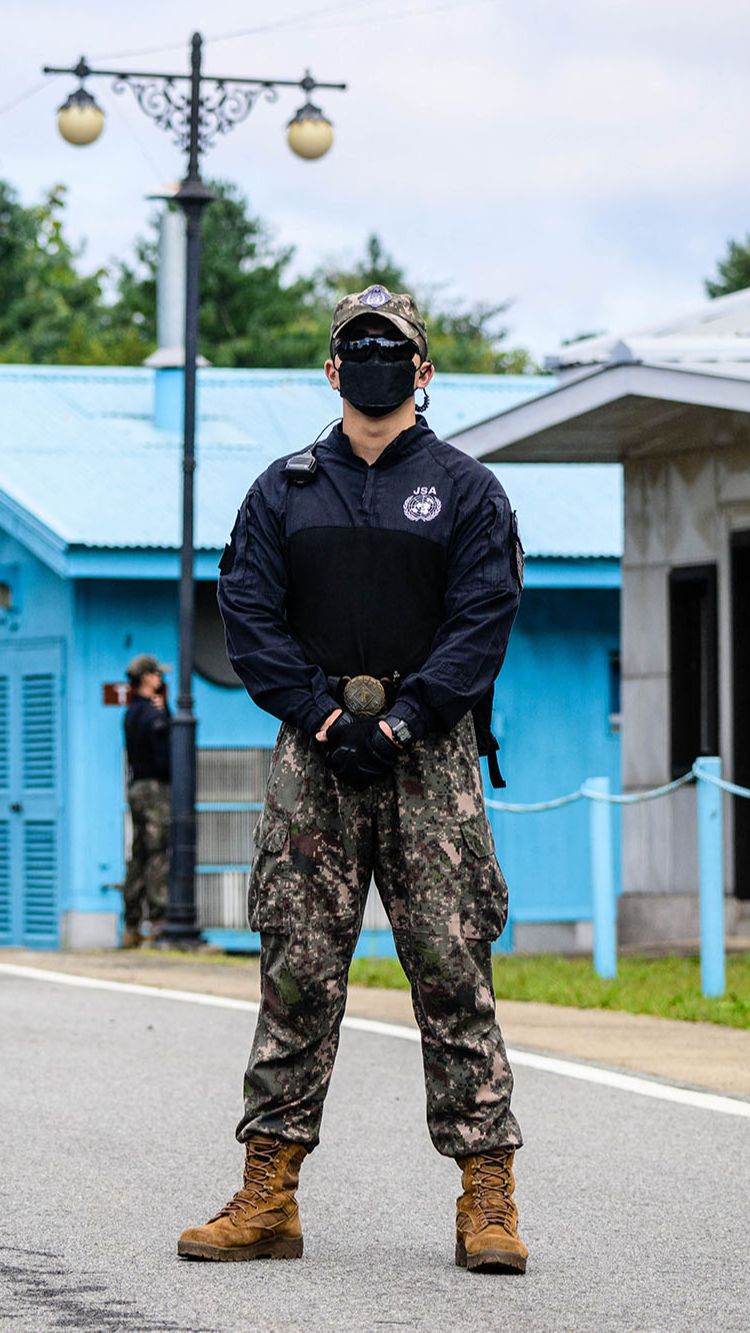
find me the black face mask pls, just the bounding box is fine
[337,356,418,418]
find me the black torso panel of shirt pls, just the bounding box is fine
[283,423,452,679]
[285,525,447,679]
[124,695,171,783]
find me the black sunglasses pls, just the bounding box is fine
[335,335,421,364]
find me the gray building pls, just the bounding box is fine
[450,288,750,945]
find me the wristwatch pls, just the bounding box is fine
[384,715,413,748]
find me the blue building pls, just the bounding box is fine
[0,364,621,953]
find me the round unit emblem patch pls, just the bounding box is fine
[403,487,442,523]
[359,284,391,308]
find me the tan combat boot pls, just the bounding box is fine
[178,1134,306,1262]
[119,927,142,949]
[455,1148,528,1274]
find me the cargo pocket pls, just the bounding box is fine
[459,813,509,941]
[247,806,291,932]
[460,813,491,860]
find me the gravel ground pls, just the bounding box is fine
[1,969,748,1332]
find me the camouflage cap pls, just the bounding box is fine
[330,285,428,353]
[126,653,167,680]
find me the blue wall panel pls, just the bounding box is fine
[70,579,276,917]
[0,549,620,946]
[0,533,70,940]
[487,587,621,924]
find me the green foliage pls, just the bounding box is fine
[705,235,750,298]
[348,952,750,1028]
[427,305,533,374]
[313,232,535,373]
[315,232,408,306]
[0,176,534,373]
[0,180,107,364]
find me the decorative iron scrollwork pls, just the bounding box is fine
[112,75,278,151]
[199,81,279,150]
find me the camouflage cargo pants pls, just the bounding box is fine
[123,778,170,929]
[237,713,522,1159]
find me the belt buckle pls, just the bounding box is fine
[342,674,387,716]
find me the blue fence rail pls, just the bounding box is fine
[486,757,750,998]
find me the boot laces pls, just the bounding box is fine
[213,1137,279,1221]
[473,1153,516,1229]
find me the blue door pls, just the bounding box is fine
[0,641,63,948]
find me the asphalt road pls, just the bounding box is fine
[0,971,748,1333]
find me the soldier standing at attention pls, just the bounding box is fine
[178,287,528,1273]
[121,654,171,948]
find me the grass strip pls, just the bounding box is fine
[348,953,750,1029]
[130,945,750,1028]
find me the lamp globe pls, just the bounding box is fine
[57,88,105,145]
[287,103,334,160]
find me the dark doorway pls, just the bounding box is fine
[669,565,719,777]
[731,535,750,900]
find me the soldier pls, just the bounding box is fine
[121,653,171,949]
[178,287,527,1273]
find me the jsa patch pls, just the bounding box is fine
[403,487,442,523]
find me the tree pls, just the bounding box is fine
[705,236,750,298]
[0,176,534,372]
[0,180,112,364]
[108,180,323,368]
[312,232,535,373]
[314,233,408,306]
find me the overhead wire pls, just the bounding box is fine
[104,94,173,188]
[0,76,58,119]
[90,1,375,63]
[89,0,485,64]
[1,0,495,123]
[296,0,497,34]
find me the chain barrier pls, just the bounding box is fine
[486,763,750,814]
[485,790,582,814]
[692,762,750,800]
[484,755,743,998]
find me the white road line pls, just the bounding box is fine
[2,962,749,1120]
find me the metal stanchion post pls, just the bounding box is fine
[588,776,617,979]
[696,756,725,998]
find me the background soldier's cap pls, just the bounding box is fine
[126,653,167,680]
[330,285,428,353]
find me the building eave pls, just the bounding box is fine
[449,362,750,463]
[0,488,69,576]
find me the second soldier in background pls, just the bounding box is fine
[121,654,171,948]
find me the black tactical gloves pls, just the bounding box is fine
[319,711,402,791]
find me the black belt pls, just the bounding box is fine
[327,674,398,716]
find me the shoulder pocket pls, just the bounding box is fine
[219,511,241,575]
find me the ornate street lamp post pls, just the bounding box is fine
[44,34,346,946]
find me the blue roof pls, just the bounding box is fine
[0,365,621,559]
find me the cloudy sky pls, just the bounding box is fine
[3,0,750,360]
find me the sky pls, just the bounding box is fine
[3,0,750,362]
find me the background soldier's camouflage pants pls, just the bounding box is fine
[123,778,170,930]
[237,714,522,1159]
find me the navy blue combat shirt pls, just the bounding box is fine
[217,418,522,742]
[124,695,171,783]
